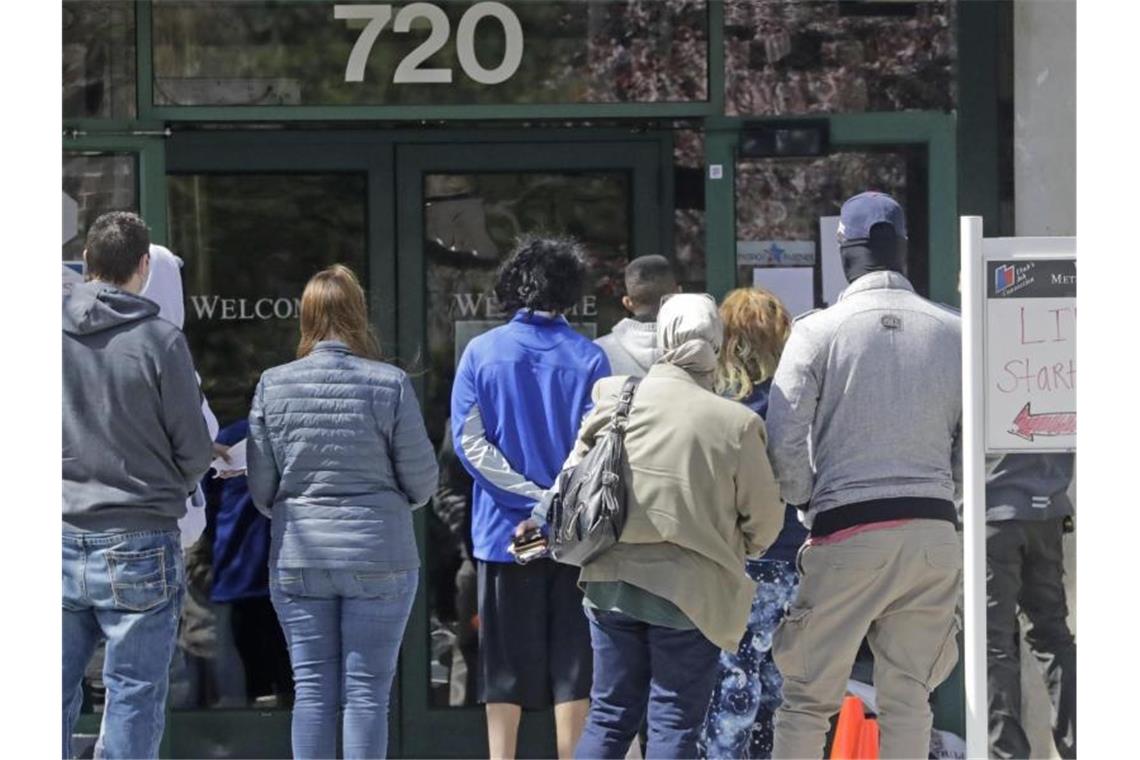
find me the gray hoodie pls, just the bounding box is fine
[63,281,213,533]
[594,318,660,378]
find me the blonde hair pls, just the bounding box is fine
[297,264,382,361]
[715,287,792,400]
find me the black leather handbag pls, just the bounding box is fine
[548,376,641,567]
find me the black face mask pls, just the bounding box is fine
[840,224,908,283]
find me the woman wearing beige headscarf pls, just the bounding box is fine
[565,293,785,759]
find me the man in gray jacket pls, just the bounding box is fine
[63,211,214,759]
[594,255,678,377]
[766,192,962,759]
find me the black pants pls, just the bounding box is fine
[231,596,294,706]
[986,519,1076,759]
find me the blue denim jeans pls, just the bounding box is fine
[574,607,720,760]
[62,529,184,760]
[701,559,800,760]
[270,567,418,760]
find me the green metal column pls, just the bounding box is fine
[704,130,736,301]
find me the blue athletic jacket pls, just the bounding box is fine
[450,311,610,563]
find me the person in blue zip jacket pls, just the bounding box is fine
[450,236,611,760]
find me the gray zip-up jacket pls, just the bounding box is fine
[247,341,439,571]
[63,281,213,533]
[766,271,962,528]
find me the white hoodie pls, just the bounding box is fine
[142,244,219,548]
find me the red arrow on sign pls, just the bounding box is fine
[1009,403,1076,441]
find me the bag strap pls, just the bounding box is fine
[611,376,642,431]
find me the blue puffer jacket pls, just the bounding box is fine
[247,341,439,572]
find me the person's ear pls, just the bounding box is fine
[621,295,635,314]
[137,251,151,285]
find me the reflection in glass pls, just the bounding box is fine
[153,0,707,106]
[724,0,956,115]
[163,173,367,710]
[424,171,631,706]
[170,173,367,425]
[673,129,707,292]
[63,1,137,119]
[734,149,928,298]
[63,153,137,262]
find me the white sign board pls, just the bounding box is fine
[752,266,815,318]
[983,251,1076,452]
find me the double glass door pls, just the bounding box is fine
[154,131,664,758]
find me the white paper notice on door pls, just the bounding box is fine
[752,267,815,318]
[819,215,847,307]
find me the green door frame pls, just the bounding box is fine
[63,134,169,245]
[394,137,667,758]
[701,112,960,307]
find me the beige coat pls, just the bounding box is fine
[571,363,785,651]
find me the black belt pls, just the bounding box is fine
[810,497,958,539]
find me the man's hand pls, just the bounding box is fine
[212,442,231,463]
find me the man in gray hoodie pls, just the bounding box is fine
[63,211,214,759]
[594,255,678,377]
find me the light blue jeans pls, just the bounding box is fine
[62,529,184,759]
[270,567,418,760]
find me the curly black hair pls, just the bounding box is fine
[494,235,586,313]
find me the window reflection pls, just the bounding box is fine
[724,0,956,115]
[152,0,707,107]
[62,154,137,263]
[63,1,137,120]
[734,149,928,302]
[423,171,631,706]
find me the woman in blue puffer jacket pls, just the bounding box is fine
[247,264,439,760]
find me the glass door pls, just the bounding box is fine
[395,138,666,758]
[160,132,392,759]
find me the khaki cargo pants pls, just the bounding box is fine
[771,520,961,760]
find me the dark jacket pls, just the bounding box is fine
[205,419,272,603]
[740,380,808,563]
[247,341,439,571]
[63,281,213,533]
[986,453,1074,522]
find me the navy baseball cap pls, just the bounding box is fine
[837,191,907,243]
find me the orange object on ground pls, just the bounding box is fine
[830,695,866,759]
[856,717,880,759]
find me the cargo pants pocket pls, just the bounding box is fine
[925,619,961,690]
[771,605,811,681]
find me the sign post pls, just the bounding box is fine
[960,217,1076,759]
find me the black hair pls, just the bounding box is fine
[624,255,677,316]
[85,211,150,285]
[494,235,586,313]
